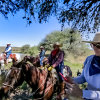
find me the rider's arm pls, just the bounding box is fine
[52,51,64,68]
[73,69,86,84]
[83,90,100,99]
[73,56,89,84]
[5,47,12,53]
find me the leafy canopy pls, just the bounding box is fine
[0,0,100,32]
[39,29,89,56]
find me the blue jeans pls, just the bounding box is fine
[40,57,44,66]
[6,53,11,59]
[55,61,64,82]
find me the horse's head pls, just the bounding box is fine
[24,56,33,62]
[23,56,40,67]
[63,65,72,77]
[24,56,36,64]
[0,66,24,99]
[10,54,18,63]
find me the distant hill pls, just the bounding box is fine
[0,46,21,53]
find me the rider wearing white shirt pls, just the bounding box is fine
[4,43,12,64]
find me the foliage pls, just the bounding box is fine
[28,46,39,56]
[39,28,89,56]
[21,44,30,54]
[64,61,83,76]
[19,82,28,90]
[0,0,99,32]
[20,44,39,56]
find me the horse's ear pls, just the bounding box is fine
[12,60,18,67]
[14,69,18,73]
[23,56,27,61]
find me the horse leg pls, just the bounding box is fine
[1,64,5,71]
[0,68,1,75]
[43,86,54,100]
[0,60,5,71]
[4,59,7,65]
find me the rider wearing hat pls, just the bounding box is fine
[65,32,100,100]
[4,43,12,64]
[39,46,45,67]
[48,42,65,95]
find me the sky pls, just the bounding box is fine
[0,10,69,47]
[0,10,96,47]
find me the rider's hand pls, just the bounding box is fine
[65,82,83,99]
[65,76,74,84]
[52,64,56,68]
[48,66,53,71]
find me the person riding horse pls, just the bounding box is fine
[48,42,65,96]
[4,43,12,65]
[39,46,45,68]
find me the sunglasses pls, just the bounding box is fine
[91,43,100,49]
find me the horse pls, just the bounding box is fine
[23,56,72,77]
[0,53,22,74]
[0,60,58,100]
[0,58,83,100]
[23,56,48,67]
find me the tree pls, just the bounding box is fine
[0,0,99,33]
[39,28,89,56]
[21,44,30,54]
[28,46,39,56]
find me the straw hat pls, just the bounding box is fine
[7,43,11,45]
[82,32,100,43]
[40,46,44,49]
[53,42,63,47]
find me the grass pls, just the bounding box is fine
[64,61,83,76]
[5,63,12,69]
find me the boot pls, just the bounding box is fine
[4,59,7,65]
[60,81,65,95]
[57,81,65,100]
[60,81,65,100]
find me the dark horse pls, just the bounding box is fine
[23,56,49,67]
[0,60,58,100]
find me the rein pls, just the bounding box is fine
[2,83,13,89]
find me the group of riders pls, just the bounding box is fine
[0,42,66,98]
[1,32,100,100]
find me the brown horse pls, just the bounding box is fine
[23,56,48,67]
[0,60,83,100]
[0,61,58,100]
